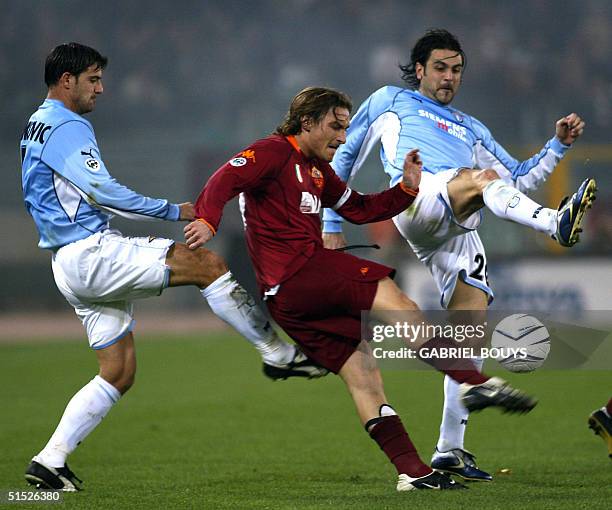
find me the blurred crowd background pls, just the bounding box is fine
[1,0,610,311]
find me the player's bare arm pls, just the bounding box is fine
[556,113,585,145]
[178,202,195,220]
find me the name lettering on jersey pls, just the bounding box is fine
[417,109,467,142]
[299,191,321,214]
[22,121,52,144]
[310,167,324,188]
[295,164,303,183]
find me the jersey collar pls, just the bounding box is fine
[285,135,301,153]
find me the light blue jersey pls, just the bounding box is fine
[323,86,570,232]
[21,99,179,250]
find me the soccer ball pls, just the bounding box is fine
[491,314,550,373]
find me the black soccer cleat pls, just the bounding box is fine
[459,377,537,414]
[25,460,83,492]
[553,177,597,247]
[263,347,329,380]
[396,470,466,491]
[431,447,492,482]
[588,408,612,459]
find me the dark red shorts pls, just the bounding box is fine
[265,248,394,373]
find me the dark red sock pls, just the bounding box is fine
[606,398,612,416]
[417,336,489,385]
[368,415,431,477]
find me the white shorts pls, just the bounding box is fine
[51,229,174,349]
[393,168,493,308]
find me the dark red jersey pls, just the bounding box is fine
[194,134,417,291]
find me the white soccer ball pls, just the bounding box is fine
[491,314,550,373]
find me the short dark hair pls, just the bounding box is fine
[276,87,352,136]
[399,29,465,89]
[44,42,108,87]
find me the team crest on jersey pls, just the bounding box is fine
[452,111,464,122]
[229,157,247,167]
[295,164,303,183]
[300,191,321,214]
[85,158,100,171]
[310,167,324,188]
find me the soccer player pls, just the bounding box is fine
[185,86,538,492]
[322,29,597,481]
[21,43,325,492]
[588,398,612,458]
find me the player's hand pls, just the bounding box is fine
[178,202,195,221]
[556,113,585,145]
[402,149,422,191]
[323,232,347,250]
[184,220,213,249]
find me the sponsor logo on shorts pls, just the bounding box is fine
[229,157,247,167]
[360,267,370,276]
[85,158,100,171]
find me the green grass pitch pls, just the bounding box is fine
[1,333,610,509]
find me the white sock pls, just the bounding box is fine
[483,179,557,235]
[35,375,120,468]
[436,357,484,452]
[202,272,294,365]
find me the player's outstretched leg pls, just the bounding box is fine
[339,341,465,491]
[588,399,612,459]
[166,244,327,380]
[553,178,597,247]
[477,172,596,246]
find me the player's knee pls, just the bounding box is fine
[476,169,500,187]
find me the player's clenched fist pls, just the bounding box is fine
[402,148,422,191]
[555,113,585,145]
[184,220,214,249]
